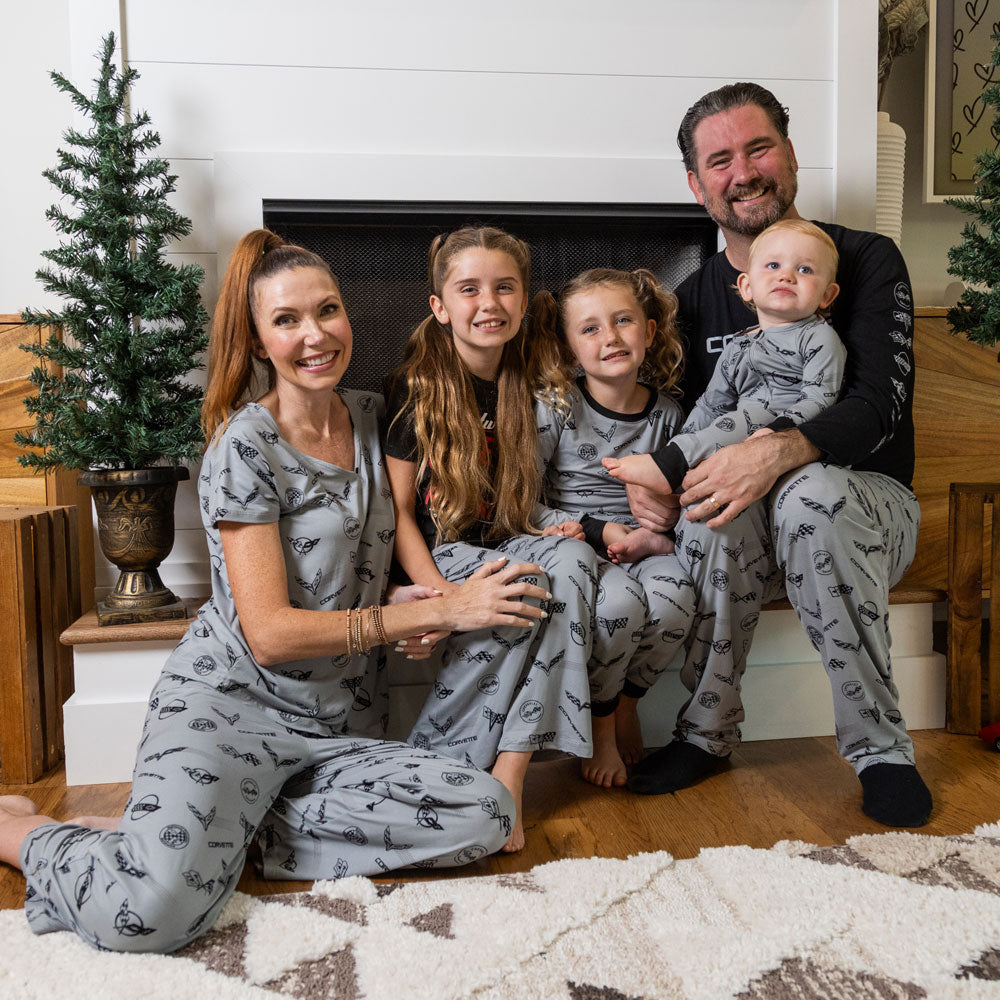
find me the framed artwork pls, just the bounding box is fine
[924,0,999,202]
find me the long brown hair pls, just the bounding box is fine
[529,267,684,415]
[386,227,540,544]
[201,229,338,444]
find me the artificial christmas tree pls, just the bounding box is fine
[947,30,1000,358]
[18,32,209,623]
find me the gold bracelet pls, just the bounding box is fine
[370,604,388,646]
[363,608,373,654]
[353,605,364,655]
[345,608,354,657]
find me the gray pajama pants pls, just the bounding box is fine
[21,673,513,953]
[675,400,801,470]
[623,553,696,693]
[670,462,920,771]
[409,533,646,765]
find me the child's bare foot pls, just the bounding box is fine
[602,453,673,493]
[491,751,531,852]
[581,713,627,788]
[607,526,674,565]
[614,695,645,764]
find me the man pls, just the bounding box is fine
[606,83,932,827]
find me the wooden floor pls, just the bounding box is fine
[1,728,997,909]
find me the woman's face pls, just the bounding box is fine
[251,266,352,396]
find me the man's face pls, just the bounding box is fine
[687,103,799,238]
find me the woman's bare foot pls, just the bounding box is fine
[68,815,120,831]
[614,695,645,765]
[607,526,674,565]
[0,796,39,818]
[491,751,531,852]
[581,713,627,788]
[0,796,50,869]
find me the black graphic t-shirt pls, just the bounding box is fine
[384,374,499,547]
[673,222,915,488]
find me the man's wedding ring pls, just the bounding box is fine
[708,495,720,509]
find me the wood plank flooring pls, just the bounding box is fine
[1,729,997,909]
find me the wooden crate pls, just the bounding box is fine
[0,505,81,782]
[0,314,94,609]
[947,483,1000,734]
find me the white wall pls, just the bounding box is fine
[0,1,72,311]
[5,0,879,602]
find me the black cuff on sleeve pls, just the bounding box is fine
[766,416,796,432]
[581,514,608,551]
[590,695,619,717]
[621,679,647,700]
[650,441,688,493]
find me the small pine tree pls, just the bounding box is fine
[946,29,1000,357]
[17,32,209,471]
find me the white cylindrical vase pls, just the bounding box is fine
[876,110,906,247]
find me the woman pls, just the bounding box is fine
[0,229,550,953]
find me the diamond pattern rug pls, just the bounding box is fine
[3,822,1000,999]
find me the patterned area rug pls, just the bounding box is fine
[3,822,1000,999]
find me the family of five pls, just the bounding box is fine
[0,82,931,954]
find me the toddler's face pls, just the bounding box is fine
[737,230,839,326]
[561,283,655,385]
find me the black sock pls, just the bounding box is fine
[858,762,933,828]
[626,740,729,795]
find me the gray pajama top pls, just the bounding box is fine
[534,381,685,542]
[168,394,395,736]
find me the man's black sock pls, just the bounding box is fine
[626,740,729,795]
[858,762,933,828]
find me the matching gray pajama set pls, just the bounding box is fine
[655,314,846,492]
[534,381,697,700]
[662,222,921,772]
[20,394,514,953]
[387,374,615,768]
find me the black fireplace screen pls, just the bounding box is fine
[264,201,717,393]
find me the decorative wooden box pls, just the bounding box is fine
[0,505,81,782]
[0,314,94,607]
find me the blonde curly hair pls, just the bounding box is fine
[528,267,684,416]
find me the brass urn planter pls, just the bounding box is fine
[79,467,190,626]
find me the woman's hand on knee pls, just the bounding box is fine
[442,556,550,632]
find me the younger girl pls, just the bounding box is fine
[530,268,696,769]
[385,228,646,851]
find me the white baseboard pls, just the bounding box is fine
[62,604,946,785]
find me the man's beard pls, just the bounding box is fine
[707,175,798,238]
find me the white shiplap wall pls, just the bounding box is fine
[64,0,877,598]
